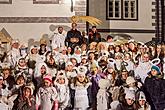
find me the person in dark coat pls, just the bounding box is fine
[116,90,137,110]
[144,65,165,110]
[65,23,82,52]
[16,83,36,110]
[88,26,101,44]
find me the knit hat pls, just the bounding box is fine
[56,70,66,79]
[98,79,110,89]
[43,74,52,83]
[77,66,87,76]
[55,70,68,85]
[138,91,146,101]
[100,50,109,57]
[125,90,135,101]
[65,61,73,67]
[126,76,136,85]
[151,65,161,74]
[74,46,81,52]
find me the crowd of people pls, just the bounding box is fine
[0,23,165,110]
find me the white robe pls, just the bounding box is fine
[36,86,58,110]
[71,83,90,110]
[135,61,152,83]
[52,33,65,48]
[97,89,109,110]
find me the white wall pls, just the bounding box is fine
[0,0,77,43]
[0,0,74,17]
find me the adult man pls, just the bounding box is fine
[88,26,101,44]
[65,23,82,50]
[7,39,20,68]
[52,26,66,48]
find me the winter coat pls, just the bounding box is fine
[144,74,165,110]
[116,103,136,110]
[36,86,58,110]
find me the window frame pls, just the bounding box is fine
[106,0,138,20]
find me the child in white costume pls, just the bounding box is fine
[97,79,111,110]
[54,70,70,110]
[70,66,91,110]
[36,75,58,110]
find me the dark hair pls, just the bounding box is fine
[107,35,113,40]
[92,26,96,28]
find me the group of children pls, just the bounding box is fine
[0,27,165,110]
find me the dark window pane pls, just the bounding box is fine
[115,7,119,11]
[125,1,129,6]
[109,7,113,11]
[109,12,113,17]
[131,13,134,18]
[125,7,128,12]
[115,1,119,6]
[109,1,113,6]
[115,13,119,17]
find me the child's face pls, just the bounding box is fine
[91,67,98,75]
[49,58,55,65]
[77,75,85,83]
[107,68,114,73]
[81,58,87,64]
[41,65,46,74]
[19,59,26,67]
[31,48,38,54]
[151,69,158,76]
[67,65,73,71]
[124,54,130,60]
[3,69,10,79]
[139,100,146,106]
[44,80,51,87]
[121,72,128,80]
[58,78,65,84]
[16,76,25,85]
[129,82,136,87]
[71,59,77,66]
[23,88,31,98]
[126,98,134,105]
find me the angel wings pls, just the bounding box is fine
[71,16,102,26]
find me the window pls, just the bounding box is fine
[108,0,121,19]
[0,0,12,4]
[107,0,138,20]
